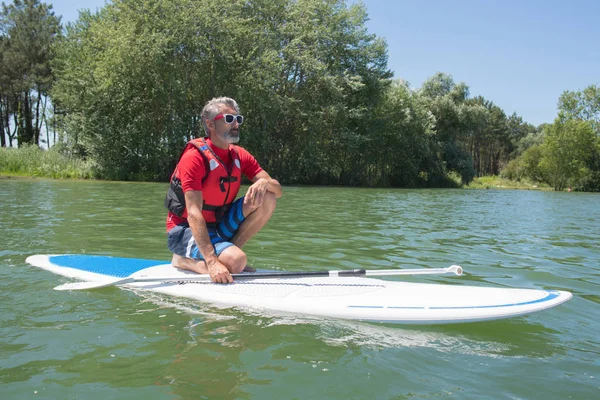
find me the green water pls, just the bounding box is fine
[1,179,598,399]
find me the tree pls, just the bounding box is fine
[556,85,600,190]
[506,112,536,158]
[540,117,595,191]
[364,79,438,186]
[0,0,61,147]
[0,34,9,147]
[52,0,392,182]
[558,85,600,134]
[419,73,476,184]
[463,97,511,176]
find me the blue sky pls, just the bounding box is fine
[48,0,599,126]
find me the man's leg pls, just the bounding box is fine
[230,191,277,272]
[168,225,236,274]
[232,192,277,248]
[170,193,277,274]
[172,248,247,274]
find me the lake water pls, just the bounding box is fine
[1,179,599,399]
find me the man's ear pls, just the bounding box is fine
[205,119,214,132]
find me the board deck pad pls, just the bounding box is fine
[47,255,166,277]
[26,254,573,325]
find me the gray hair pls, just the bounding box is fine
[201,97,240,136]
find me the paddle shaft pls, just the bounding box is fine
[119,266,463,283]
[54,265,463,291]
[140,269,364,283]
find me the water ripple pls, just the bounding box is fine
[2,182,599,399]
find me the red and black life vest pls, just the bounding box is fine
[164,138,242,223]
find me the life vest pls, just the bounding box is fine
[164,138,242,223]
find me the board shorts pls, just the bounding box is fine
[167,197,246,260]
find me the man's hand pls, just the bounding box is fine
[206,258,233,284]
[244,178,269,208]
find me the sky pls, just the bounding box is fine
[47,0,600,126]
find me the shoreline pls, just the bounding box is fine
[463,176,554,191]
[1,172,564,191]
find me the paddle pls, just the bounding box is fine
[54,265,463,291]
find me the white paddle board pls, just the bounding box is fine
[26,254,572,324]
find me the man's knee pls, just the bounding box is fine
[261,191,277,215]
[243,192,277,216]
[219,246,247,274]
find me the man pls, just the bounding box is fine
[165,97,282,283]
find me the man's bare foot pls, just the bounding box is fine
[171,253,183,268]
[171,254,208,274]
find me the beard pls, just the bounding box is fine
[223,129,240,144]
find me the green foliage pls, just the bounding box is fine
[501,144,545,183]
[556,84,600,191]
[418,73,539,184]
[512,129,544,158]
[0,144,94,178]
[0,0,61,146]
[51,0,393,183]
[558,85,600,133]
[540,118,596,191]
[576,144,600,191]
[500,158,521,180]
[1,0,594,191]
[418,73,479,184]
[501,110,600,192]
[362,79,439,186]
[520,144,545,182]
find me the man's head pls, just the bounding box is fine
[201,97,243,146]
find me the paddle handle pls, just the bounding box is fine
[366,265,463,277]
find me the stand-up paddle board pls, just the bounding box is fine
[26,254,572,324]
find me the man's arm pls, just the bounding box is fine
[184,190,233,283]
[244,170,282,208]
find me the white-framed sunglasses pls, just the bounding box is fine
[213,114,244,124]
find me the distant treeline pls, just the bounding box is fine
[1,0,599,191]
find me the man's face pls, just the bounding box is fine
[211,106,240,145]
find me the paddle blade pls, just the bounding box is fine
[54,278,131,291]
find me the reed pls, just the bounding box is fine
[0,145,94,179]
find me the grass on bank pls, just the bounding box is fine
[0,144,94,179]
[464,176,551,190]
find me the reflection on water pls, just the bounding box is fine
[1,180,599,399]
[134,290,566,359]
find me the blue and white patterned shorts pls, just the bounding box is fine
[167,197,246,260]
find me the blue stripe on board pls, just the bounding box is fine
[48,255,167,278]
[348,292,561,310]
